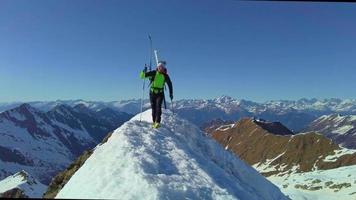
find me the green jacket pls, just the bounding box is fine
[140,70,173,96]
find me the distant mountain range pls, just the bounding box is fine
[0,99,150,114]
[207,118,356,199]
[0,103,132,186]
[1,96,355,132]
[174,96,356,132]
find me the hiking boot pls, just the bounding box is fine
[152,122,161,129]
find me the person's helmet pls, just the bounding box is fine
[157,60,167,74]
[158,60,167,66]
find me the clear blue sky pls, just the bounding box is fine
[0,0,355,102]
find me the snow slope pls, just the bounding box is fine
[56,110,288,200]
[0,170,46,198]
[268,165,356,200]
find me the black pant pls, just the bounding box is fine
[150,92,164,123]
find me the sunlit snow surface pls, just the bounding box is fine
[56,110,287,200]
[267,165,356,200]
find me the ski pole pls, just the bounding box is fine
[148,35,153,71]
[139,65,147,122]
[171,99,174,115]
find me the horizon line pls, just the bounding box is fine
[0,96,355,104]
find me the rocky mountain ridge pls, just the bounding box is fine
[209,118,356,176]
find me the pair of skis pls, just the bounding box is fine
[139,35,174,122]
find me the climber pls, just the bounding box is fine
[140,61,173,128]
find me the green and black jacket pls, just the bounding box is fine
[140,70,173,96]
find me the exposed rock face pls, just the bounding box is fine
[253,119,294,136]
[0,188,28,198]
[305,114,356,149]
[200,118,234,135]
[210,118,356,176]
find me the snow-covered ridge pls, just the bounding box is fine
[55,110,288,200]
[0,170,46,198]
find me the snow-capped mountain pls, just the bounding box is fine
[305,114,356,149]
[173,96,356,114]
[0,104,132,185]
[0,170,46,198]
[265,98,356,113]
[209,118,356,199]
[47,110,288,200]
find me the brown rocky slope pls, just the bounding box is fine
[209,118,356,176]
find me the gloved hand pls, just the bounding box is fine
[170,94,173,100]
[140,71,145,79]
[140,66,148,79]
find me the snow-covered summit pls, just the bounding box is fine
[55,110,288,200]
[214,95,235,104]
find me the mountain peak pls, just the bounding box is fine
[252,118,294,135]
[50,104,75,114]
[16,103,37,113]
[214,95,235,103]
[2,103,40,120]
[54,110,287,199]
[73,103,93,114]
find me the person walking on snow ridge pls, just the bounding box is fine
[140,61,173,128]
